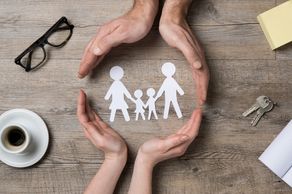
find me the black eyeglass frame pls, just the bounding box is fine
[14,16,74,72]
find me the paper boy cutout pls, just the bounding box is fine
[145,88,158,120]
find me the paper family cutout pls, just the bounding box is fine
[104,62,184,122]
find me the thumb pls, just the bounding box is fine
[163,134,190,151]
[177,38,202,70]
[92,32,123,56]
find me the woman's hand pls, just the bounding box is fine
[128,109,202,194]
[78,0,158,78]
[77,90,128,194]
[137,109,202,168]
[77,89,127,162]
[159,0,209,106]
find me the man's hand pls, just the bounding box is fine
[77,89,127,162]
[78,0,158,78]
[137,109,202,168]
[159,0,209,106]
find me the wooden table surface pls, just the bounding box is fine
[0,0,292,193]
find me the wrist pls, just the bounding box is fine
[161,0,191,24]
[104,149,128,168]
[136,149,155,170]
[131,0,158,25]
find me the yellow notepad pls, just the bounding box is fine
[257,0,292,50]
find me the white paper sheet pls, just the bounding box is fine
[259,120,292,182]
[283,166,292,187]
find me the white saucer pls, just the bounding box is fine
[0,109,49,168]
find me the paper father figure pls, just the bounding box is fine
[155,62,184,119]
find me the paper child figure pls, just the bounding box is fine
[145,88,158,120]
[105,66,135,122]
[156,62,184,119]
[133,89,146,121]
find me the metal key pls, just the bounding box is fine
[242,96,271,117]
[251,101,274,126]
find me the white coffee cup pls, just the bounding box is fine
[0,124,31,154]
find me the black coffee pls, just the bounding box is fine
[7,128,26,146]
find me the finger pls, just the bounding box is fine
[93,111,110,129]
[176,35,202,70]
[77,89,90,124]
[192,64,210,106]
[163,134,190,152]
[165,144,188,158]
[82,127,91,139]
[184,109,203,138]
[83,122,103,143]
[85,96,95,122]
[92,30,124,56]
[93,112,120,138]
[176,124,189,134]
[177,108,202,136]
[83,126,102,148]
[78,37,100,78]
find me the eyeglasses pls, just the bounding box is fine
[15,16,74,72]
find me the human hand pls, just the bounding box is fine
[77,89,127,162]
[137,109,202,168]
[78,0,158,78]
[159,0,209,106]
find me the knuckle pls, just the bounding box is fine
[99,122,108,129]
[176,147,186,156]
[98,139,105,148]
[119,30,128,40]
[194,131,199,138]
[158,23,167,34]
[158,143,165,152]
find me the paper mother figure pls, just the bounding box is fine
[105,66,135,122]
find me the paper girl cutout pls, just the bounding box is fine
[105,66,135,122]
[133,89,146,121]
[155,62,184,119]
[145,88,158,120]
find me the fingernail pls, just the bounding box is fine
[193,61,202,69]
[181,135,190,141]
[93,47,102,55]
[78,73,84,79]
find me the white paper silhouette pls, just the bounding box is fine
[145,88,158,120]
[155,62,184,119]
[105,66,135,122]
[104,62,184,122]
[133,89,146,121]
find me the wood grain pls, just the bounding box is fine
[0,0,292,193]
